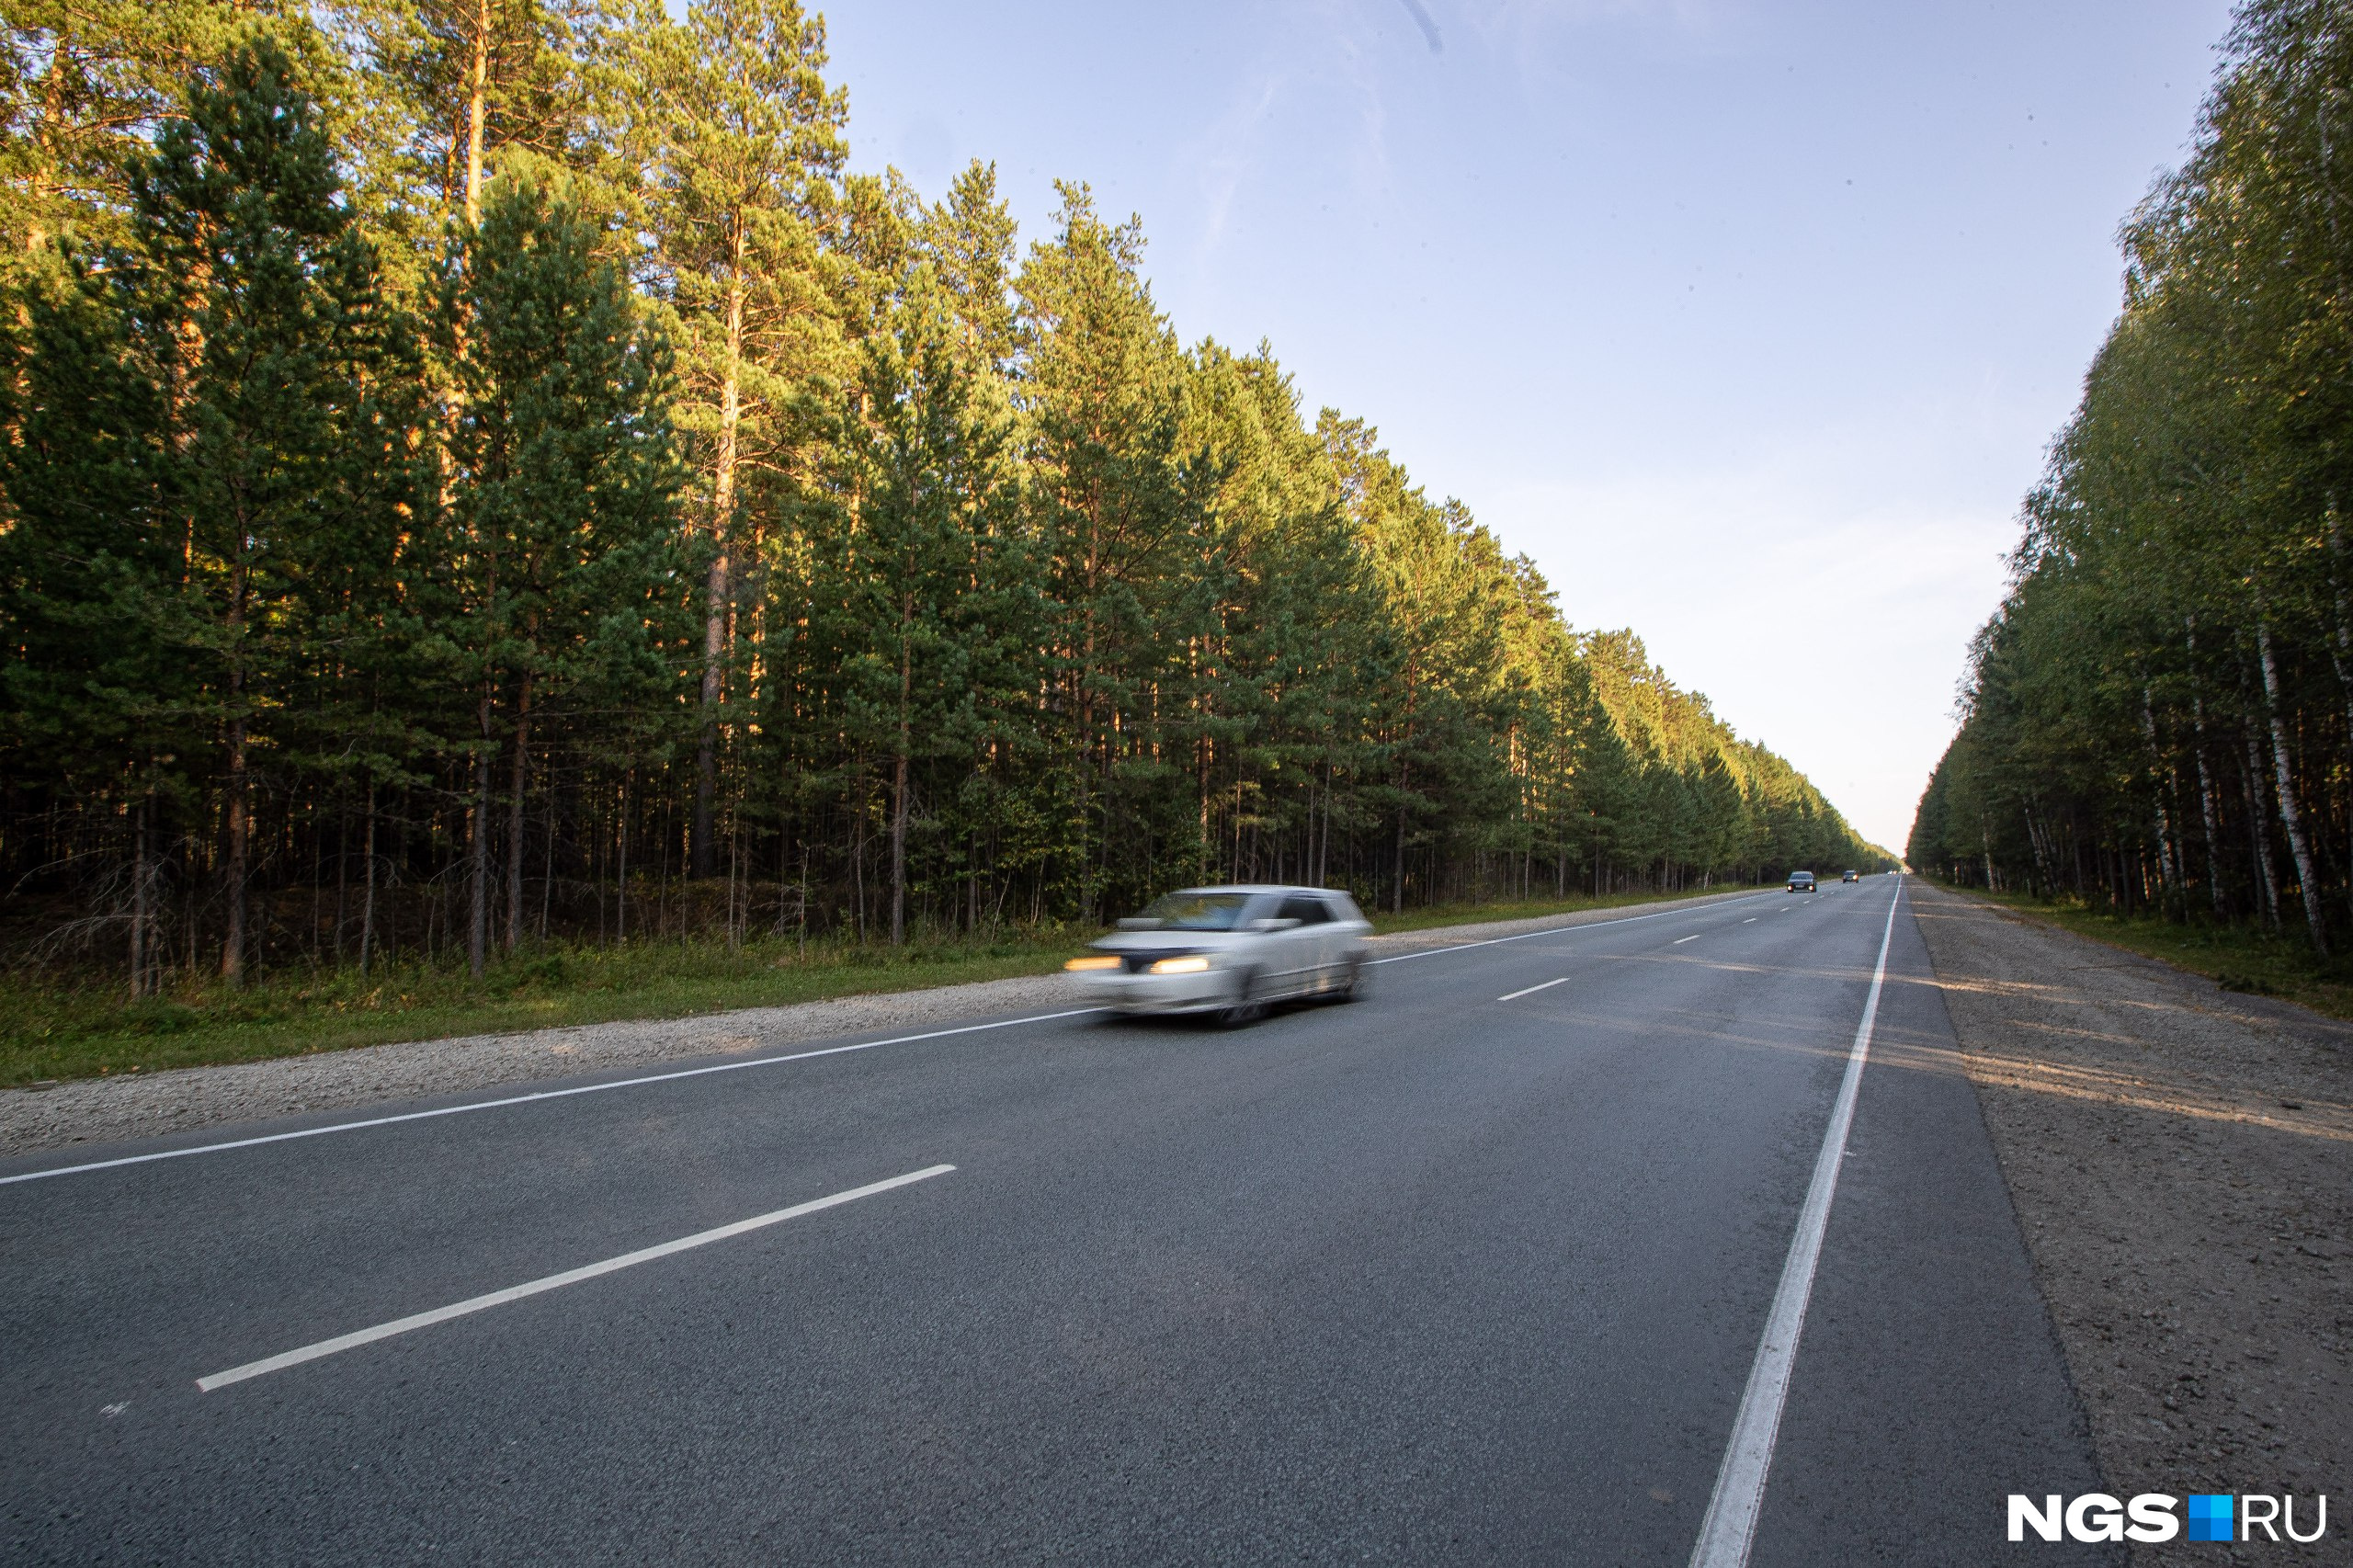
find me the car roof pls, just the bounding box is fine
[1163,884,1347,897]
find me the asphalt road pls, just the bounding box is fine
[2,878,2116,1565]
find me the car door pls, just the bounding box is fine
[1322,893,1370,971]
[1277,893,1336,994]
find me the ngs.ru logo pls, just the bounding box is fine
[2008,1492,2329,1543]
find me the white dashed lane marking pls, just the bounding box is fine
[196,1165,957,1392]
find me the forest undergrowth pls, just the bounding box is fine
[0,883,1736,1087]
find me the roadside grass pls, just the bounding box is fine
[0,881,1757,1087]
[1960,886,2353,1021]
[0,931,1080,1088]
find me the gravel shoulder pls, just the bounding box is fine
[1909,881,2350,1562]
[0,889,1756,1159]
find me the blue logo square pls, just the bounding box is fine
[2187,1494,2234,1542]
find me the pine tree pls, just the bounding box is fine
[436,168,688,973]
[121,40,404,982]
[0,0,260,254]
[626,0,845,878]
[330,0,593,230]
[0,18,1893,991]
[1016,183,1215,916]
[809,278,1024,942]
[923,159,1017,372]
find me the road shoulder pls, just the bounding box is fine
[1908,881,2350,1562]
[0,888,1759,1159]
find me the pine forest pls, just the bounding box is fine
[0,1,1882,1013]
[1911,0,2353,960]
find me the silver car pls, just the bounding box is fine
[1065,885,1374,1025]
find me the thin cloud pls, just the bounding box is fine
[1189,71,1287,253]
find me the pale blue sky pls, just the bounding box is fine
[823,0,2236,851]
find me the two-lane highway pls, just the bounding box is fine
[1,880,2115,1564]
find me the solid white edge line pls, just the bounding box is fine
[0,1015,1097,1187]
[195,1164,956,1392]
[9,892,1775,1188]
[1687,878,1905,1568]
[1495,977,1569,1003]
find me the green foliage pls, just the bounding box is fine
[1914,0,2353,953]
[0,0,278,253]
[0,15,1879,1022]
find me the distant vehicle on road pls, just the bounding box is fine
[1842,869,1859,883]
[1787,870,1816,892]
[1066,885,1373,1026]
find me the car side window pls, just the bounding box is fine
[1279,895,1327,925]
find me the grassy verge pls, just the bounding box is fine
[0,881,1755,1087]
[1958,885,2353,1022]
[0,933,1080,1088]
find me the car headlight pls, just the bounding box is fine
[1064,955,1120,972]
[1147,955,1211,974]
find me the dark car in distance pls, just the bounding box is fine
[1842,869,1859,882]
[1787,870,1816,892]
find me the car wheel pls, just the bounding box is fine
[1218,970,1266,1028]
[1334,957,1367,1003]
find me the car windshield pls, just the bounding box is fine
[1138,892,1253,931]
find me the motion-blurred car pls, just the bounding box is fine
[1787,870,1816,892]
[1842,869,1859,883]
[1064,885,1373,1025]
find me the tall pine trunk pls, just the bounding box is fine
[129,790,152,1002]
[358,780,378,978]
[540,790,557,942]
[221,556,249,984]
[694,241,745,881]
[462,0,489,225]
[616,773,631,943]
[890,620,911,946]
[468,683,493,977]
[503,670,533,951]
